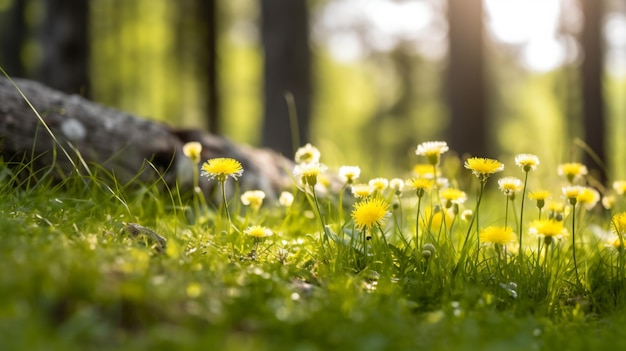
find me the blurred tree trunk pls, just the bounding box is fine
[580,0,606,183]
[200,0,220,134]
[0,0,26,77]
[445,0,487,157]
[37,0,90,96]
[175,0,220,133]
[261,0,311,157]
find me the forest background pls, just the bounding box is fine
[0,0,624,182]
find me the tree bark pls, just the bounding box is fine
[261,0,311,157]
[0,78,292,199]
[446,0,487,157]
[174,0,220,133]
[37,0,90,96]
[580,0,606,183]
[0,0,26,78]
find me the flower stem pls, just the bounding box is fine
[571,202,581,287]
[220,180,233,228]
[311,187,328,241]
[453,180,486,276]
[504,196,510,228]
[519,171,529,264]
[415,195,423,250]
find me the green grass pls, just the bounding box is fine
[3,144,626,351]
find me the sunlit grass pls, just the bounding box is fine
[5,136,626,350]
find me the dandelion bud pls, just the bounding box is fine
[422,243,436,255]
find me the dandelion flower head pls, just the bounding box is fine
[413,164,436,178]
[546,201,569,220]
[351,184,374,198]
[294,143,321,164]
[351,197,390,230]
[577,187,600,210]
[498,177,523,196]
[406,177,435,198]
[530,219,567,240]
[439,188,467,207]
[183,141,202,164]
[293,162,327,187]
[240,190,266,210]
[480,226,515,245]
[369,178,389,191]
[465,157,504,181]
[244,225,273,238]
[339,165,361,184]
[389,178,405,194]
[528,190,551,209]
[515,154,540,172]
[558,162,587,183]
[201,158,244,182]
[406,177,435,190]
[416,141,449,165]
[423,207,454,232]
[562,185,584,205]
[528,190,551,201]
[611,212,626,236]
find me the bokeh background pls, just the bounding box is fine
[0,0,624,182]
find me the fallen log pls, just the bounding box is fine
[0,77,294,199]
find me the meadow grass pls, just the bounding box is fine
[3,137,626,351]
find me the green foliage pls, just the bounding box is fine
[4,139,626,350]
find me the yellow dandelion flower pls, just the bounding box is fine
[464,157,504,181]
[439,188,467,207]
[613,181,626,195]
[546,201,568,221]
[528,190,551,209]
[406,177,435,198]
[240,190,266,210]
[558,162,587,183]
[576,187,600,210]
[515,153,540,172]
[498,177,523,196]
[293,162,327,187]
[183,141,202,164]
[406,177,435,190]
[352,197,390,230]
[339,165,361,184]
[562,185,584,205]
[369,177,389,191]
[201,158,244,182]
[244,225,273,238]
[389,178,405,191]
[480,226,515,245]
[294,143,321,164]
[416,141,449,165]
[413,164,436,178]
[423,207,454,232]
[611,212,626,236]
[609,237,626,251]
[530,219,567,241]
[528,190,551,201]
[351,184,374,198]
